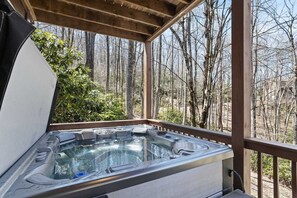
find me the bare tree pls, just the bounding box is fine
[171,15,197,126]
[171,34,175,111]
[85,31,96,80]
[154,35,162,118]
[126,40,135,119]
[266,0,297,143]
[106,36,110,93]
[198,0,230,128]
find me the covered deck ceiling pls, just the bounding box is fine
[10,0,203,42]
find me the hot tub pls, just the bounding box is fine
[0,125,233,198]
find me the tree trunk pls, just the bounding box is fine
[199,0,230,129]
[185,14,196,126]
[183,64,188,125]
[291,34,297,144]
[154,36,162,118]
[251,0,260,138]
[141,51,144,118]
[199,0,214,128]
[171,15,196,126]
[151,43,155,117]
[132,43,139,101]
[85,31,96,80]
[61,27,65,40]
[218,52,223,131]
[171,34,174,111]
[126,40,135,119]
[115,39,121,96]
[121,41,125,100]
[106,36,110,93]
[68,28,74,48]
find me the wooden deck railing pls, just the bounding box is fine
[49,119,297,198]
[148,119,297,198]
[48,119,148,131]
[147,119,231,144]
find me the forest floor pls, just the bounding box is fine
[250,171,291,198]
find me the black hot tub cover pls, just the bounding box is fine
[0,0,35,109]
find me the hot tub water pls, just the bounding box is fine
[53,135,172,180]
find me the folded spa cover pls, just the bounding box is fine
[0,0,58,176]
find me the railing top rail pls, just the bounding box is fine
[245,137,297,162]
[148,119,232,145]
[48,119,148,131]
[148,119,297,162]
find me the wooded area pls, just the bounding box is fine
[37,0,297,146]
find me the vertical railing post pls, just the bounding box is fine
[144,41,152,119]
[232,0,252,193]
[257,152,263,198]
[292,161,297,198]
[273,156,279,198]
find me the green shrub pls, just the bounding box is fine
[158,108,183,124]
[251,152,292,186]
[31,29,126,123]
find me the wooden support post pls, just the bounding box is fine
[292,161,297,198]
[232,0,251,193]
[273,156,279,198]
[257,152,263,198]
[144,41,152,119]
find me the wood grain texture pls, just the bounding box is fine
[273,156,279,198]
[231,0,252,193]
[144,42,152,118]
[292,162,297,198]
[257,152,263,198]
[30,0,155,36]
[147,0,203,41]
[34,9,147,42]
[23,0,36,20]
[245,138,297,162]
[48,119,148,131]
[22,0,203,42]
[148,119,232,144]
[61,0,163,28]
[10,0,34,21]
[114,0,176,18]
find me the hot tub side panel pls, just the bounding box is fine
[108,161,223,198]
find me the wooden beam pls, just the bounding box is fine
[179,0,191,4]
[34,9,147,42]
[23,0,36,20]
[174,0,192,4]
[114,0,176,18]
[147,0,203,42]
[165,0,189,5]
[61,0,163,28]
[9,0,26,17]
[30,0,154,36]
[9,0,35,21]
[144,42,152,119]
[150,0,190,6]
[232,0,252,193]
